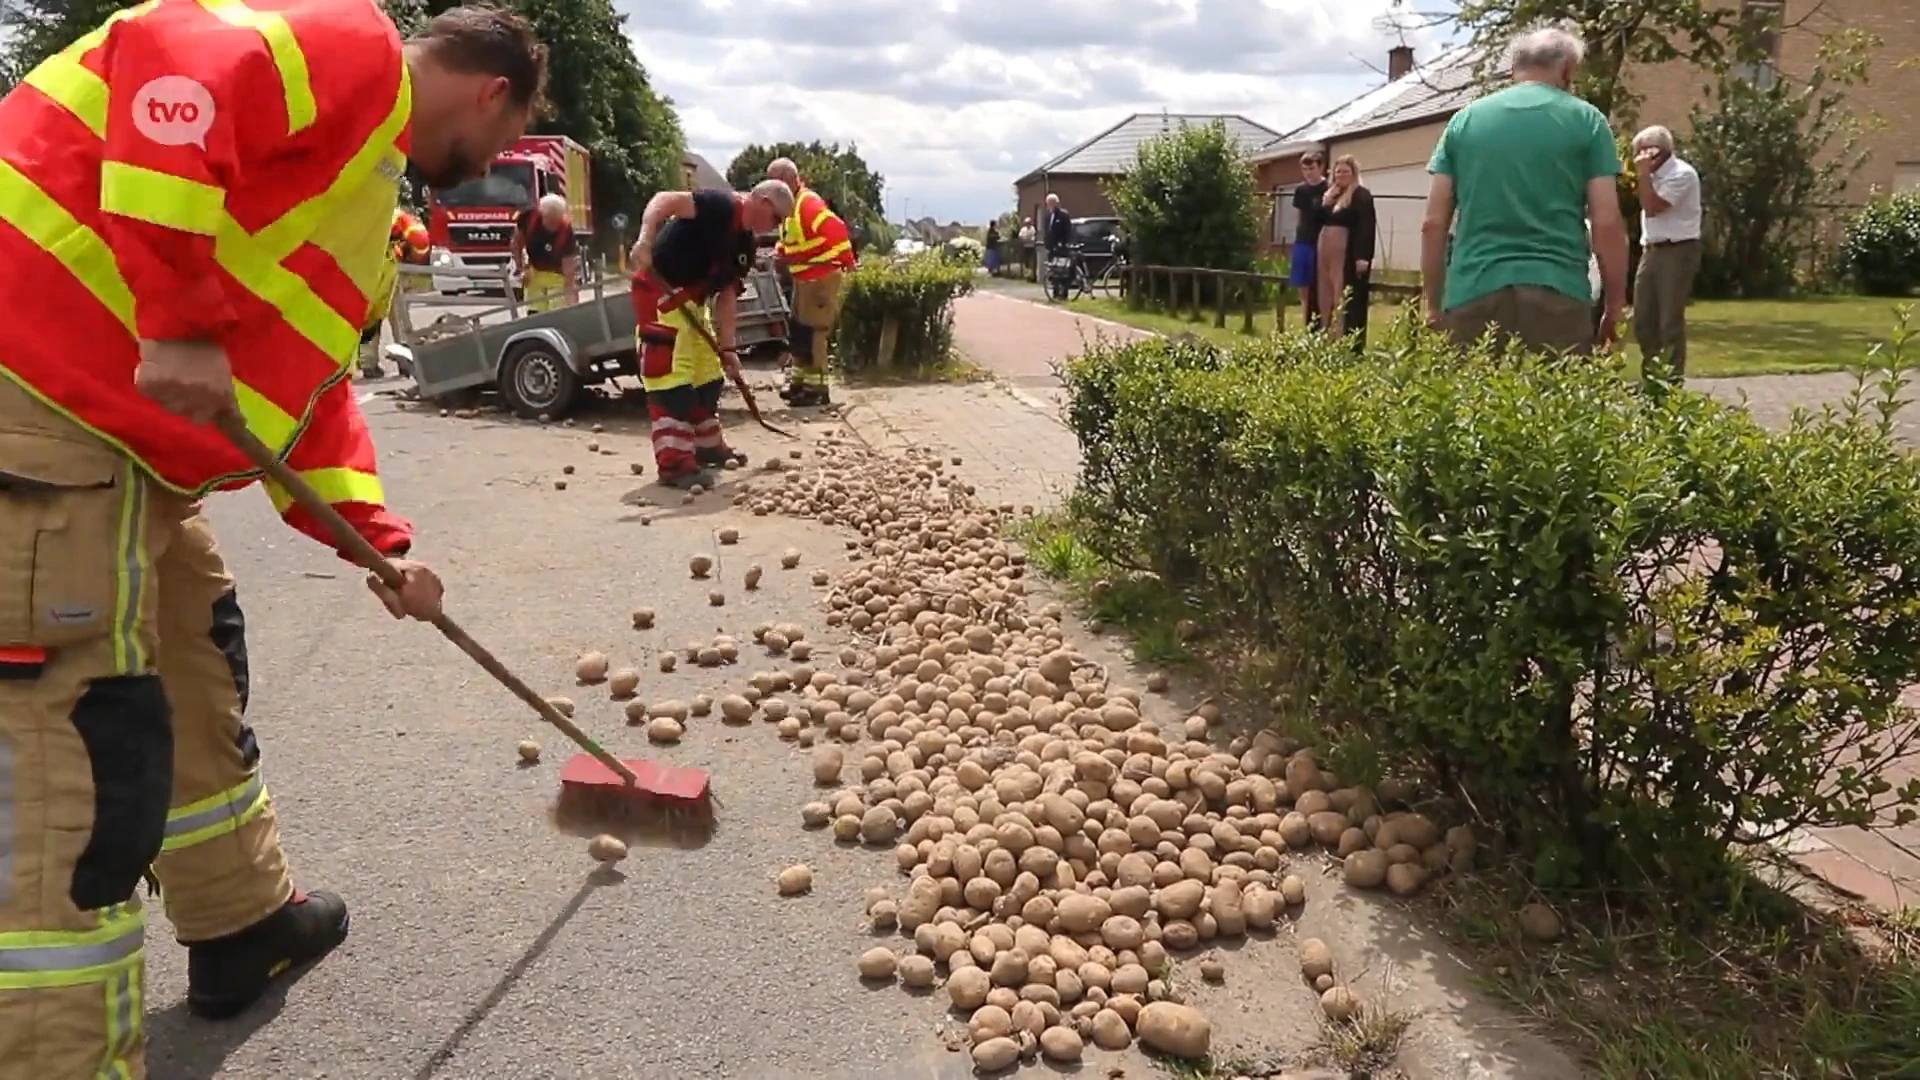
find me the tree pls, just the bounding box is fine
[1,0,130,85]
[0,0,685,244]
[1104,119,1260,272]
[725,141,888,253]
[1407,0,1785,123]
[1686,30,1873,298]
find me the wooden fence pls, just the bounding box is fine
[1120,264,1423,335]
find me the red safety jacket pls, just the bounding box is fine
[776,185,854,281]
[392,208,430,265]
[0,0,414,558]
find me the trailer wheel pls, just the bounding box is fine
[499,338,579,419]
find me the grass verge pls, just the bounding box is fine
[1020,507,1920,1079]
[1065,295,1917,378]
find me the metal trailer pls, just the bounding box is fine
[389,258,792,420]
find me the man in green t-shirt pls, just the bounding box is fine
[1420,26,1628,354]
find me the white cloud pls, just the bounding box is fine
[621,0,1450,223]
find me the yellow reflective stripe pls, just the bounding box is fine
[795,240,852,267]
[251,64,412,263]
[99,962,142,1080]
[19,0,163,138]
[100,161,226,236]
[162,773,269,852]
[806,206,833,231]
[264,466,383,514]
[0,905,144,991]
[0,159,136,329]
[110,459,151,676]
[234,379,299,449]
[213,219,359,367]
[785,233,828,256]
[195,0,317,135]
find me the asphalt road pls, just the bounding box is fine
[139,391,975,1080]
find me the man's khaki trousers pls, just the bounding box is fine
[1633,238,1702,382]
[0,375,292,1079]
[790,269,847,391]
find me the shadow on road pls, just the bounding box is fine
[410,873,611,1079]
[147,962,323,1078]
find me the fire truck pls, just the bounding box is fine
[425,134,593,295]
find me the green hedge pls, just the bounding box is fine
[831,255,974,370]
[1061,317,1920,890]
[1844,189,1920,297]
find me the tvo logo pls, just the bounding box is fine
[132,76,215,148]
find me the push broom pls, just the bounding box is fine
[212,409,715,843]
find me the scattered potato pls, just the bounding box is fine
[607,668,640,698]
[718,527,740,545]
[575,652,609,684]
[745,565,763,590]
[689,554,714,579]
[545,697,575,718]
[645,717,682,743]
[587,834,627,864]
[1320,985,1360,1022]
[856,947,896,981]
[779,548,801,569]
[1518,902,1564,942]
[515,740,541,763]
[658,653,677,673]
[776,864,813,896]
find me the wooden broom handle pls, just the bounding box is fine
[212,410,638,784]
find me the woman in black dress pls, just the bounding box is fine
[1314,155,1377,346]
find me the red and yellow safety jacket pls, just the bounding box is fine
[0,0,414,558]
[392,208,430,265]
[775,185,854,282]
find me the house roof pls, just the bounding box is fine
[1253,46,1485,161]
[683,151,728,190]
[1018,113,1286,183]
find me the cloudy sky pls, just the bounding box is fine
[622,0,1457,224]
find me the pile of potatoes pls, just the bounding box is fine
[707,438,1472,1070]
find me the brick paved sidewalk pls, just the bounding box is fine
[879,294,1920,913]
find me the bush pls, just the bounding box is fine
[1061,316,1920,892]
[1844,190,1920,297]
[831,255,974,370]
[1105,118,1261,272]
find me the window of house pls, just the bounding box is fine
[1273,188,1300,245]
[1733,0,1784,88]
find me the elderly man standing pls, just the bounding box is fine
[1630,125,1704,384]
[766,158,855,407]
[1421,26,1627,354]
[512,193,580,313]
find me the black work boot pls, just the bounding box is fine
[786,383,831,408]
[186,889,350,1020]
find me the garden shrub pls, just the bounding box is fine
[1061,316,1920,891]
[831,254,974,370]
[1843,189,1920,297]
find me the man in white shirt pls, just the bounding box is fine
[1631,125,1704,381]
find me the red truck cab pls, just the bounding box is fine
[425,134,593,294]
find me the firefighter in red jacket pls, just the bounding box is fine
[766,158,855,407]
[629,181,793,489]
[360,208,433,377]
[0,3,544,1075]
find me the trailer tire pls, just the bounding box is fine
[499,338,580,420]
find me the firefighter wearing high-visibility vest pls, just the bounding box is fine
[629,181,793,489]
[767,158,855,408]
[0,2,543,1074]
[360,208,432,377]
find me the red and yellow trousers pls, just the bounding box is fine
[631,277,732,479]
[0,378,294,1079]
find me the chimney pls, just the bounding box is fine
[1388,45,1415,81]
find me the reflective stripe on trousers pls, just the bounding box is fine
[0,903,144,1079]
[162,773,269,853]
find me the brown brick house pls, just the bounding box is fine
[1013,113,1285,235]
[1626,0,1920,199]
[1247,1,1920,272]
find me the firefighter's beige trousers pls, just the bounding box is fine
[790,269,847,389]
[0,374,292,1079]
